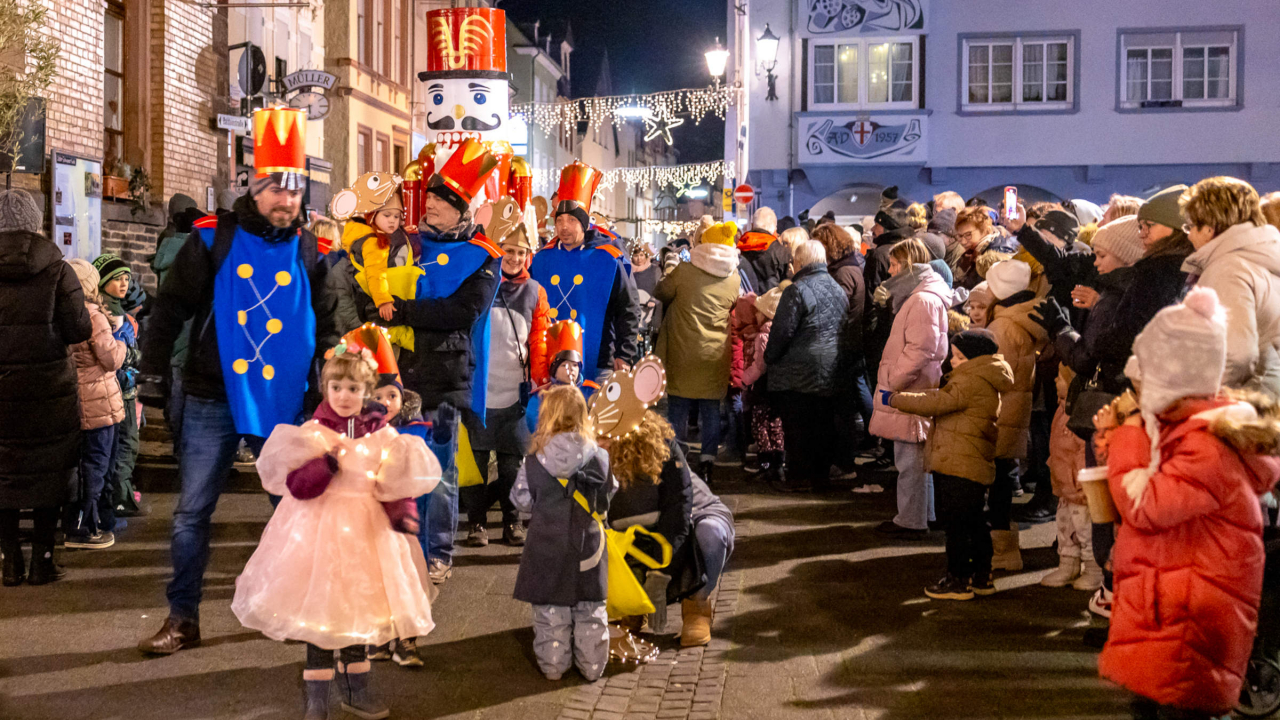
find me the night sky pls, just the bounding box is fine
[502,0,728,163]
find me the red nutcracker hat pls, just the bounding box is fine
[328,323,400,387]
[546,320,584,369]
[253,106,308,191]
[420,8,508,81]
[554,161,602,231]
[425,137,500,214]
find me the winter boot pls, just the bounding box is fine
[990,523,1023,572]
[337,661,389,720]
[1039,556,1081,588]
[301,671,332,720]
[1,540,23,587]
[1073,553,1105,592]
[680,598,713,647]
[26,544,65,585]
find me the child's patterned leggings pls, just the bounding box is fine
[532,601,609,681]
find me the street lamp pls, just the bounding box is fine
[756,24,780,101]
[705,37,729,87]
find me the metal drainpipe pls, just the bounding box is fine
[786,0,796,219]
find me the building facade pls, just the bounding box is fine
[737,0,1280,221]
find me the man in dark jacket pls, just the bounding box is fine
[0,190,92,586]
[765,240,849,492]
[736,206,791,292]
[137,109,338,654]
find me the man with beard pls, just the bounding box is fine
[136,107,338,654]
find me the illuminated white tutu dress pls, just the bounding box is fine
[231,419,441,649]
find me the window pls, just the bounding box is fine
[373,0,384,74]
[376,133,390,172]
[104,3,124,171]
[392,0,402,83]
[1120,30,1238,108]
[961,35,1073,111]
[357,127,372,176]
[357,0,368,66]
[809,36,917,109]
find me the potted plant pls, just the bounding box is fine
[127,165,153,216]
[103,160,130,199]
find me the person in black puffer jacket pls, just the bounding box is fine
[0,190,93,586]
[764,240,849,491]
[813,223,872,470]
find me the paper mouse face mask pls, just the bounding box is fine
[588,355,667,439]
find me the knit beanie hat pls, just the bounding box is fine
[1034,209,1080,245]
[0,189,42,233]
[699,221,738,247]
[1090,216,1144,267]
[754,280,790,320]
[1126,286,1226,416]
[985,259,1031,300]
[248,174,276,197]
[92,253,131,288]
[1137,184,1188,230]
[376,375,404,394]
[917,232,947,261]
[951,329,1000,360]
[67,258,100,301]
[926,208,956,237]
[1067,198,1103,227]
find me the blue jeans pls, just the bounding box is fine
[693,515,735,600]
[667,396,722,463]
[167,396,264,621]
[721,391,746,460]
[417,463,459,565]
[71,424,118,535]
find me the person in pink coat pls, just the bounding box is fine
[868,239,951,538]
[1096,286,1280,719]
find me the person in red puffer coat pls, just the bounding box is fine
[1097,286,1280,718]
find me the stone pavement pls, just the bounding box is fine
[0,448,1134,720]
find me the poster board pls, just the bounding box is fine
[51,150,102,260]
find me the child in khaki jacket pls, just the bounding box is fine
[888,330,1014,600]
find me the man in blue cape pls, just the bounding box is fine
[136,106,338,654]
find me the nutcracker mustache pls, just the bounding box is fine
[461,113,502,131]
[427,114,455,130]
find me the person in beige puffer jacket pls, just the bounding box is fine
[66,259,126,548]
[983,260,1048,572]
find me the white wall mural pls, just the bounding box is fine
[805,0,924,35]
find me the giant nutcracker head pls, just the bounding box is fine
[419,8,510,158]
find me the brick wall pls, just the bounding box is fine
[102,218,163,293]
[44,0,104,161]
[151,1,219,202]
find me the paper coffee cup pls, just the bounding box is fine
[1078,466,1118,523]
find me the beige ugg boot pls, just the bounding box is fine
[1039,556,1081,587]
[680,598,714,648]
[991,522,1023,571]
[1073,552,1105,591]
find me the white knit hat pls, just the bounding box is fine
[985,259,1031,300]
[1091,216,1144,267]
[1126,285,1227,415]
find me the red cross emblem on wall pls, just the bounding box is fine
[851,120,874,147]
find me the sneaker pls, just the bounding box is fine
[503,522,526,547]
[925,574,975,601]
[466,522,488,547]
[427,558,453,585]
[869,454,894,469]
[829,465,859,482]
[65,530,115,550]
[1088,586,1113,618]
[392,637,423,668]
[368,643,392,661]
[969,572,997,596]
[873,521,927,540]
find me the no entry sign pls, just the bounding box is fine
[733,184,754,205]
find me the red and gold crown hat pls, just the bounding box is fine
[425,137,500,213]
[420,7,508,81]
[555,161,602,216]
[546,320,584,365]
[253,107,308,190]
[330,323,400,385]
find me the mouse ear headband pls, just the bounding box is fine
[588,355,667,439]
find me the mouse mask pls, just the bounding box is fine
[330,172,403,222]
[587,355,667,439]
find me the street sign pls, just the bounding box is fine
[216,114,252,134]
[734,183,754,205]
[237,44,267,97]
[722,188,733,212]
[282,70,336,93]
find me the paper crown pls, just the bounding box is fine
[331,323,400,383]
[546,320,584,361]
[429,137,500,207]
[253,107,308,177]
[555,161,603,215]
[422,8,507,79]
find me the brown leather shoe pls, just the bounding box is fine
[138,616,201,655]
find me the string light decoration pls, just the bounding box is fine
[531,160,733,194]
[643,115,684,145]
[511,85,738,138]
[640,219,702,236]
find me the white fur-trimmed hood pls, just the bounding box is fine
[689,243,740,278]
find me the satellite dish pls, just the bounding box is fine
[238,44,267,97]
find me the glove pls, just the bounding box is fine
[380,498,420,535]
[872,284,891,307]
[433,402,459,445]
[879,389,894,406]
[1029,297,1070,336]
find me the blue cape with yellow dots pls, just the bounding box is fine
[204,225,316,437]
[415,234,501,422]
[530,235,624,372]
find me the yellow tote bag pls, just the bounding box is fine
[604,525,673,620]
[455,423,485,488]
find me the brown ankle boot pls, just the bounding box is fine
[138,616,201,655]
[680,598,713,647]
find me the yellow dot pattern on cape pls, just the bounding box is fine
[275,271,292,286]
[233,358,249,374]
[263,365,275,380]
[231,263,293,380]
[570,309,578,319]
[548,307,559,319]
[550,274,560,285]
[266,318,283,334]
[237,310,247,325]
[437,253,450,265]
[237,264,253,279]
[573,274,583,285]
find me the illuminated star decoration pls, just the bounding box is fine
[644,114,685,145]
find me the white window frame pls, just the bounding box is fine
[1120,30,1237,109]
[961,35,1074,112]
[808,35,919,110]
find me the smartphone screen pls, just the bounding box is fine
[1003,186,1018,220]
